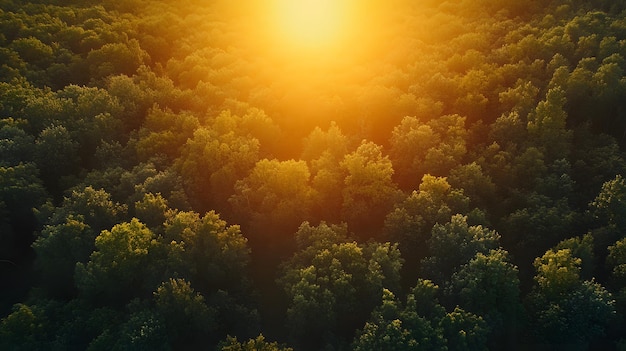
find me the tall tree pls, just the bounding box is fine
[75,218,161,305]
[526,87,572,163]
[341,140,401,238]
[353,279,490,351]
[527,248,615,349]
[153,278,216,348]
[279,222,403,350]
[229,159,316,242]
[302,122,349,223]
[219,334,293,351]
[421,214,500,284]
[447,249,524,343]
[0,162,48,261]
[33,217,96,299]
[34,124,79,196]
[384,175,470,267]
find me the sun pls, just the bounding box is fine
[243,0,392,66]
[272,0,351,50]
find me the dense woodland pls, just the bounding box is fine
[2,0,626,349]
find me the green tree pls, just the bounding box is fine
[570,129,626,208]
[161,210,259,339]
[608,238,626,286]
[75,218,160,305]
[229,159,316,236]
[489,112,527,154]
[178,123,260,214]
[135,107,199,162]
[526,87,572,162]
[422,115,468,177]
[389,116,439,188]
[353,279,489,351]
[9,36,53,68]
[421,214,500,284]
[105,73,158,131]
[527,248,615,349]
[33,216,96,298]
[34,124,79,195]
[448,163,496,215]
[497,79,539,120]
[440,307,489,351]
[607,237,626,324]
[0,118,34,167]
[280,222,403,350]
[533,249,581,298]
[154,278,216,348]
[390,115,467,188]
[75,163,188,213]
[120,164,190,212]
[448,249,523,340]
[134,192,170,229]
[384,175,470,266]
[301,122,349,162]
[18,85,123,163]
[106,309,170,351]
[511,147,547,191]
[555,233,596,280]
[0,298,121,351]
[86,39,149,80]
[43,186,127,233]
[162,210,252,295]
[219,334,293,351]
[0,162,48,261]
[352,289,445,351]
[302,122,349,223]
[590,175,626,232]
[502,193,578,260]
[341,140,401,237]
[0,304,46,351]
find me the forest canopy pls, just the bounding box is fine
[2,0,626,350]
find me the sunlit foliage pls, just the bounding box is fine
[2,0,626,349]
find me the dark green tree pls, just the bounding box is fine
[440,307,489,351]
[219,334,293,351]
[421,214,500,284]
[280,222,403,350]
[86,39,149,80]
[32,216,96,298]
[0,162,48,261]
[75,218,160,305]
[178,123,260,214]
[526,87,572,163]
[385,175,470,256]
[390,115,467,189]
[353,279,489,351]
[527,248,615,349]
[590,175,626,232]
[447,249,524,342]
[229,158,316,238]
[153,278,216,348]
[0,118,34,167]
[352,288,445,351]
[134,192,170,229]
[34,124,79,195]
[162,210,252,295]
[42,186,127,232]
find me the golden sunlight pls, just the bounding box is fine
[271,0,351,49]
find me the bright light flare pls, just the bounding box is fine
[271,0,352,50]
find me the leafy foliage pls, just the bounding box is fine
[279,222,403,349]
[1,0,626,349]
